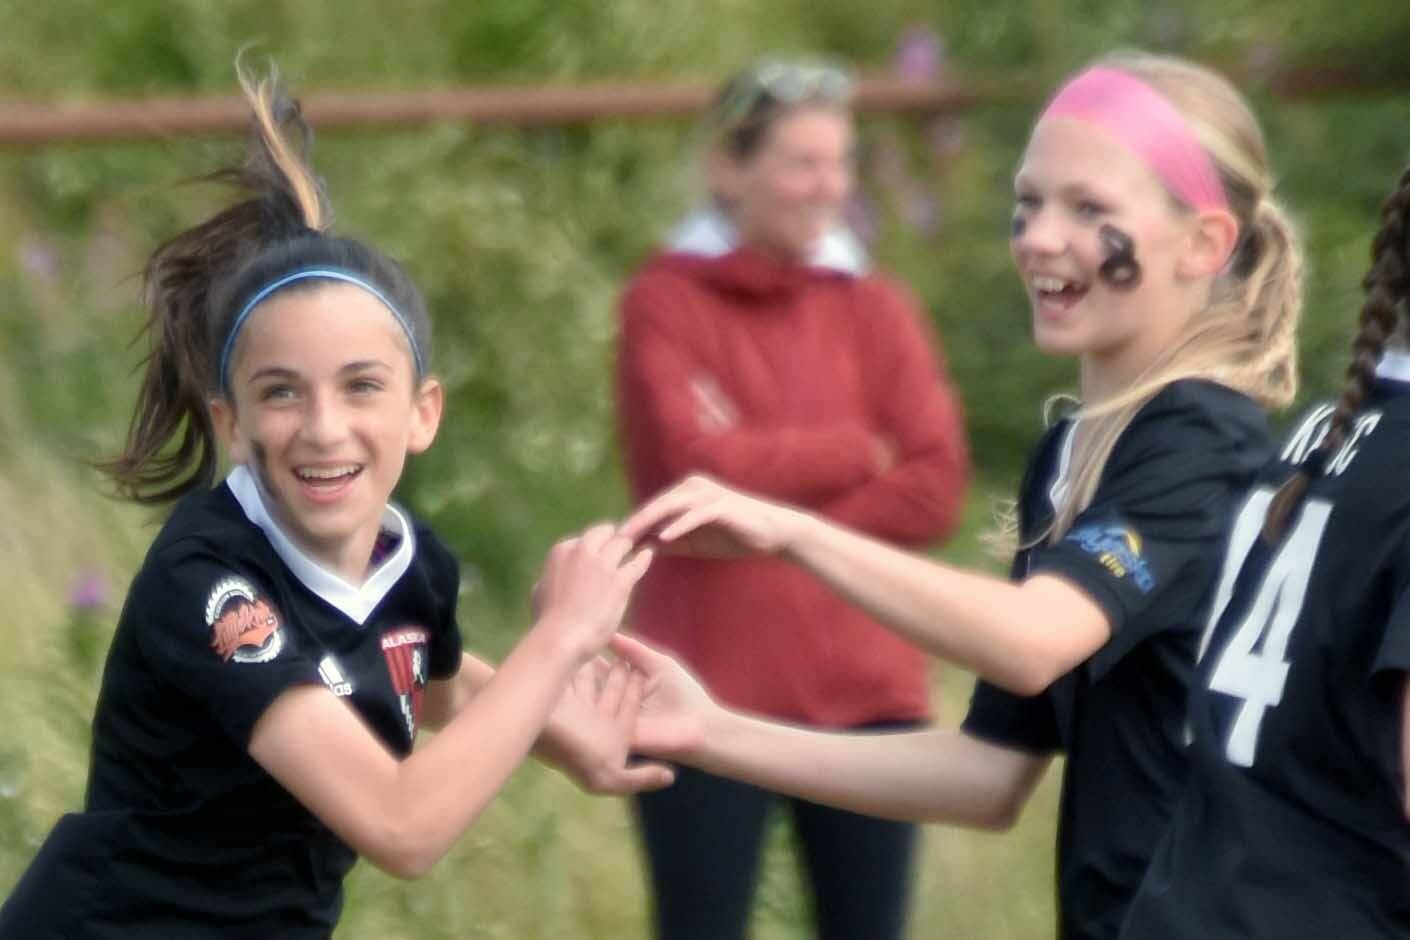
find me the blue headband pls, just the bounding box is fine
[218,267,425,392]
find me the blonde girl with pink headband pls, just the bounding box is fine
[611,51,1302,939]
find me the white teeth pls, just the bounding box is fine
[297,465,360,481]
[1032,275,1068,293]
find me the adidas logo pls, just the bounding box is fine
[318,655,354,697]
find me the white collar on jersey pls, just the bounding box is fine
[226,464,415,625]
[667,206,869,276]
[1376,349,1410,383]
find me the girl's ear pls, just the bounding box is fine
[407,377,444,455]
[1177,207,1240,280]
[209,396,249,465]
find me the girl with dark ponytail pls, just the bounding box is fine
[0,63,668,940]
[1119,163,1410,938]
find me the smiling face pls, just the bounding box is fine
[1010,117,1217,394]
[210,282,442,581]
[710,104,854,261]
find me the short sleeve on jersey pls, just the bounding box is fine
[962,677,1063,754]
[1028,388,1266,680]
[132,547,323,746]
[428,621,462,680]
[417,527,465,680]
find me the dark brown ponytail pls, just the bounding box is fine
[1262,163,1410,542]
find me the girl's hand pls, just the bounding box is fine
[619,475,805,559]
[608,634,722,761]
[533,523,653,662]
[535,657,675,794]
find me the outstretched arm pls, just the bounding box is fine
[622,476,1110,695]
[697,716,1048,829]
[613,634,1050,829]
[248,526,651,879]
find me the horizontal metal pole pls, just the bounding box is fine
[0,75,1009,146]
[0,63,1403,147]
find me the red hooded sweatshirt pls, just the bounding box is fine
[617,213,970,726]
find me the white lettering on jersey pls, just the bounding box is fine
[318,655,354,697]
[1279,405,1333,464]
[381,629,428,650]
[1327,412,1381,475]
[1280,405,1382,476]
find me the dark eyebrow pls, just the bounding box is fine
[247,366,300,384]
[1012,172,1110,202]
[1057,182,1108,201]
[244,360,395,385]
[340,360,395,375]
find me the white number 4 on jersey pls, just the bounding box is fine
[1196,488,1333,767]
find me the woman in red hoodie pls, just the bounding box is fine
[615,59,971,940]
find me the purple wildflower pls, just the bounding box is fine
[893,27,946,82]
[18,235,59,286]
[67,569,110,613]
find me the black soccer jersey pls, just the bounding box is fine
[1121,358,1410,939]
[960,379,1271,940]
[0,466,464,940]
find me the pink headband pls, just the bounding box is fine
[1040,66,1228,212]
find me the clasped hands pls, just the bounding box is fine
[533,474,787,795]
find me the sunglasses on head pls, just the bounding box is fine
[713,60,854,131]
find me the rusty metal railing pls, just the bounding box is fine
[0,63,1403,146]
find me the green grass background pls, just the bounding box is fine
[2,0,1408,935]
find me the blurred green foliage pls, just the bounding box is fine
[1,0,1408,937]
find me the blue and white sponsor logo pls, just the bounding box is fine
[1066,524,1154,593]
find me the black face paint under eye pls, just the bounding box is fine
[1098,224,1142,291]
[1010,212,1028,239]
[249,441,278,493]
